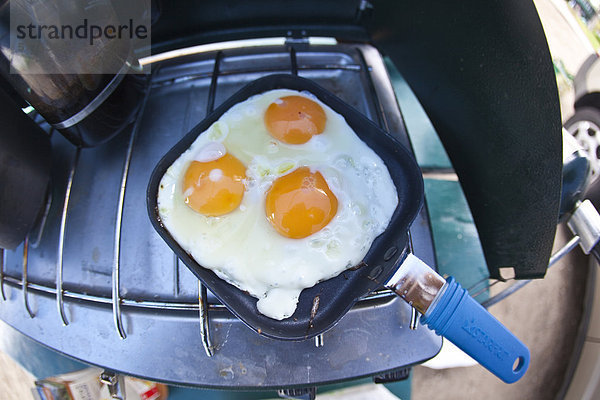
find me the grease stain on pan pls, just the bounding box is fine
[348,261,367,271]
[305,295,321,336]
[310,295,320,320]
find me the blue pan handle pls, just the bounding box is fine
[421,277,530,383]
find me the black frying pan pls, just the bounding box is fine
[147,74,422,340]
[147,74,531,383]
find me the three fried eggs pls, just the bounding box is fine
[157,89,398,320]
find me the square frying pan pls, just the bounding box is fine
[147,74,423,341]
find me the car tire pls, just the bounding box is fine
[565,107,600,175]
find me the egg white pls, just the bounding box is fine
[157,89,398,320]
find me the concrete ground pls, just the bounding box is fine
[0,0,596,399]
[0,350,35,400]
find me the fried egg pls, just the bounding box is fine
[157,89,398,320]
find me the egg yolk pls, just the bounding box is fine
[265,167,338,239]
[182,154,246,216]
[264,96,327,144]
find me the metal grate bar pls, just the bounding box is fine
[198,282,214,356]
[2,274,395,311]
[111,83,153,340]
[290,47,298,75]
[151,64,362,89]
[56,147,81,326]
[410,307,419,330]
[29,187,53,249]
[471,279,502,300]
[406,199,419,329]
[3,274,214,310]
[206,51,223,115]
[314,334,324,348]
[22,236,34,318]
[467,276,494,294]
[196,50,224,356]
[173,254,180,296]
[112,138,132,338]
[0,249,5,301]
[356,48,387,131]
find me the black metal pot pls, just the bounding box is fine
[0,0,148,147]
[0,86,52,249]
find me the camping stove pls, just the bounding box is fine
[0,39,441,391]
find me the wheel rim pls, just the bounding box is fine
[567,120,600,175]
